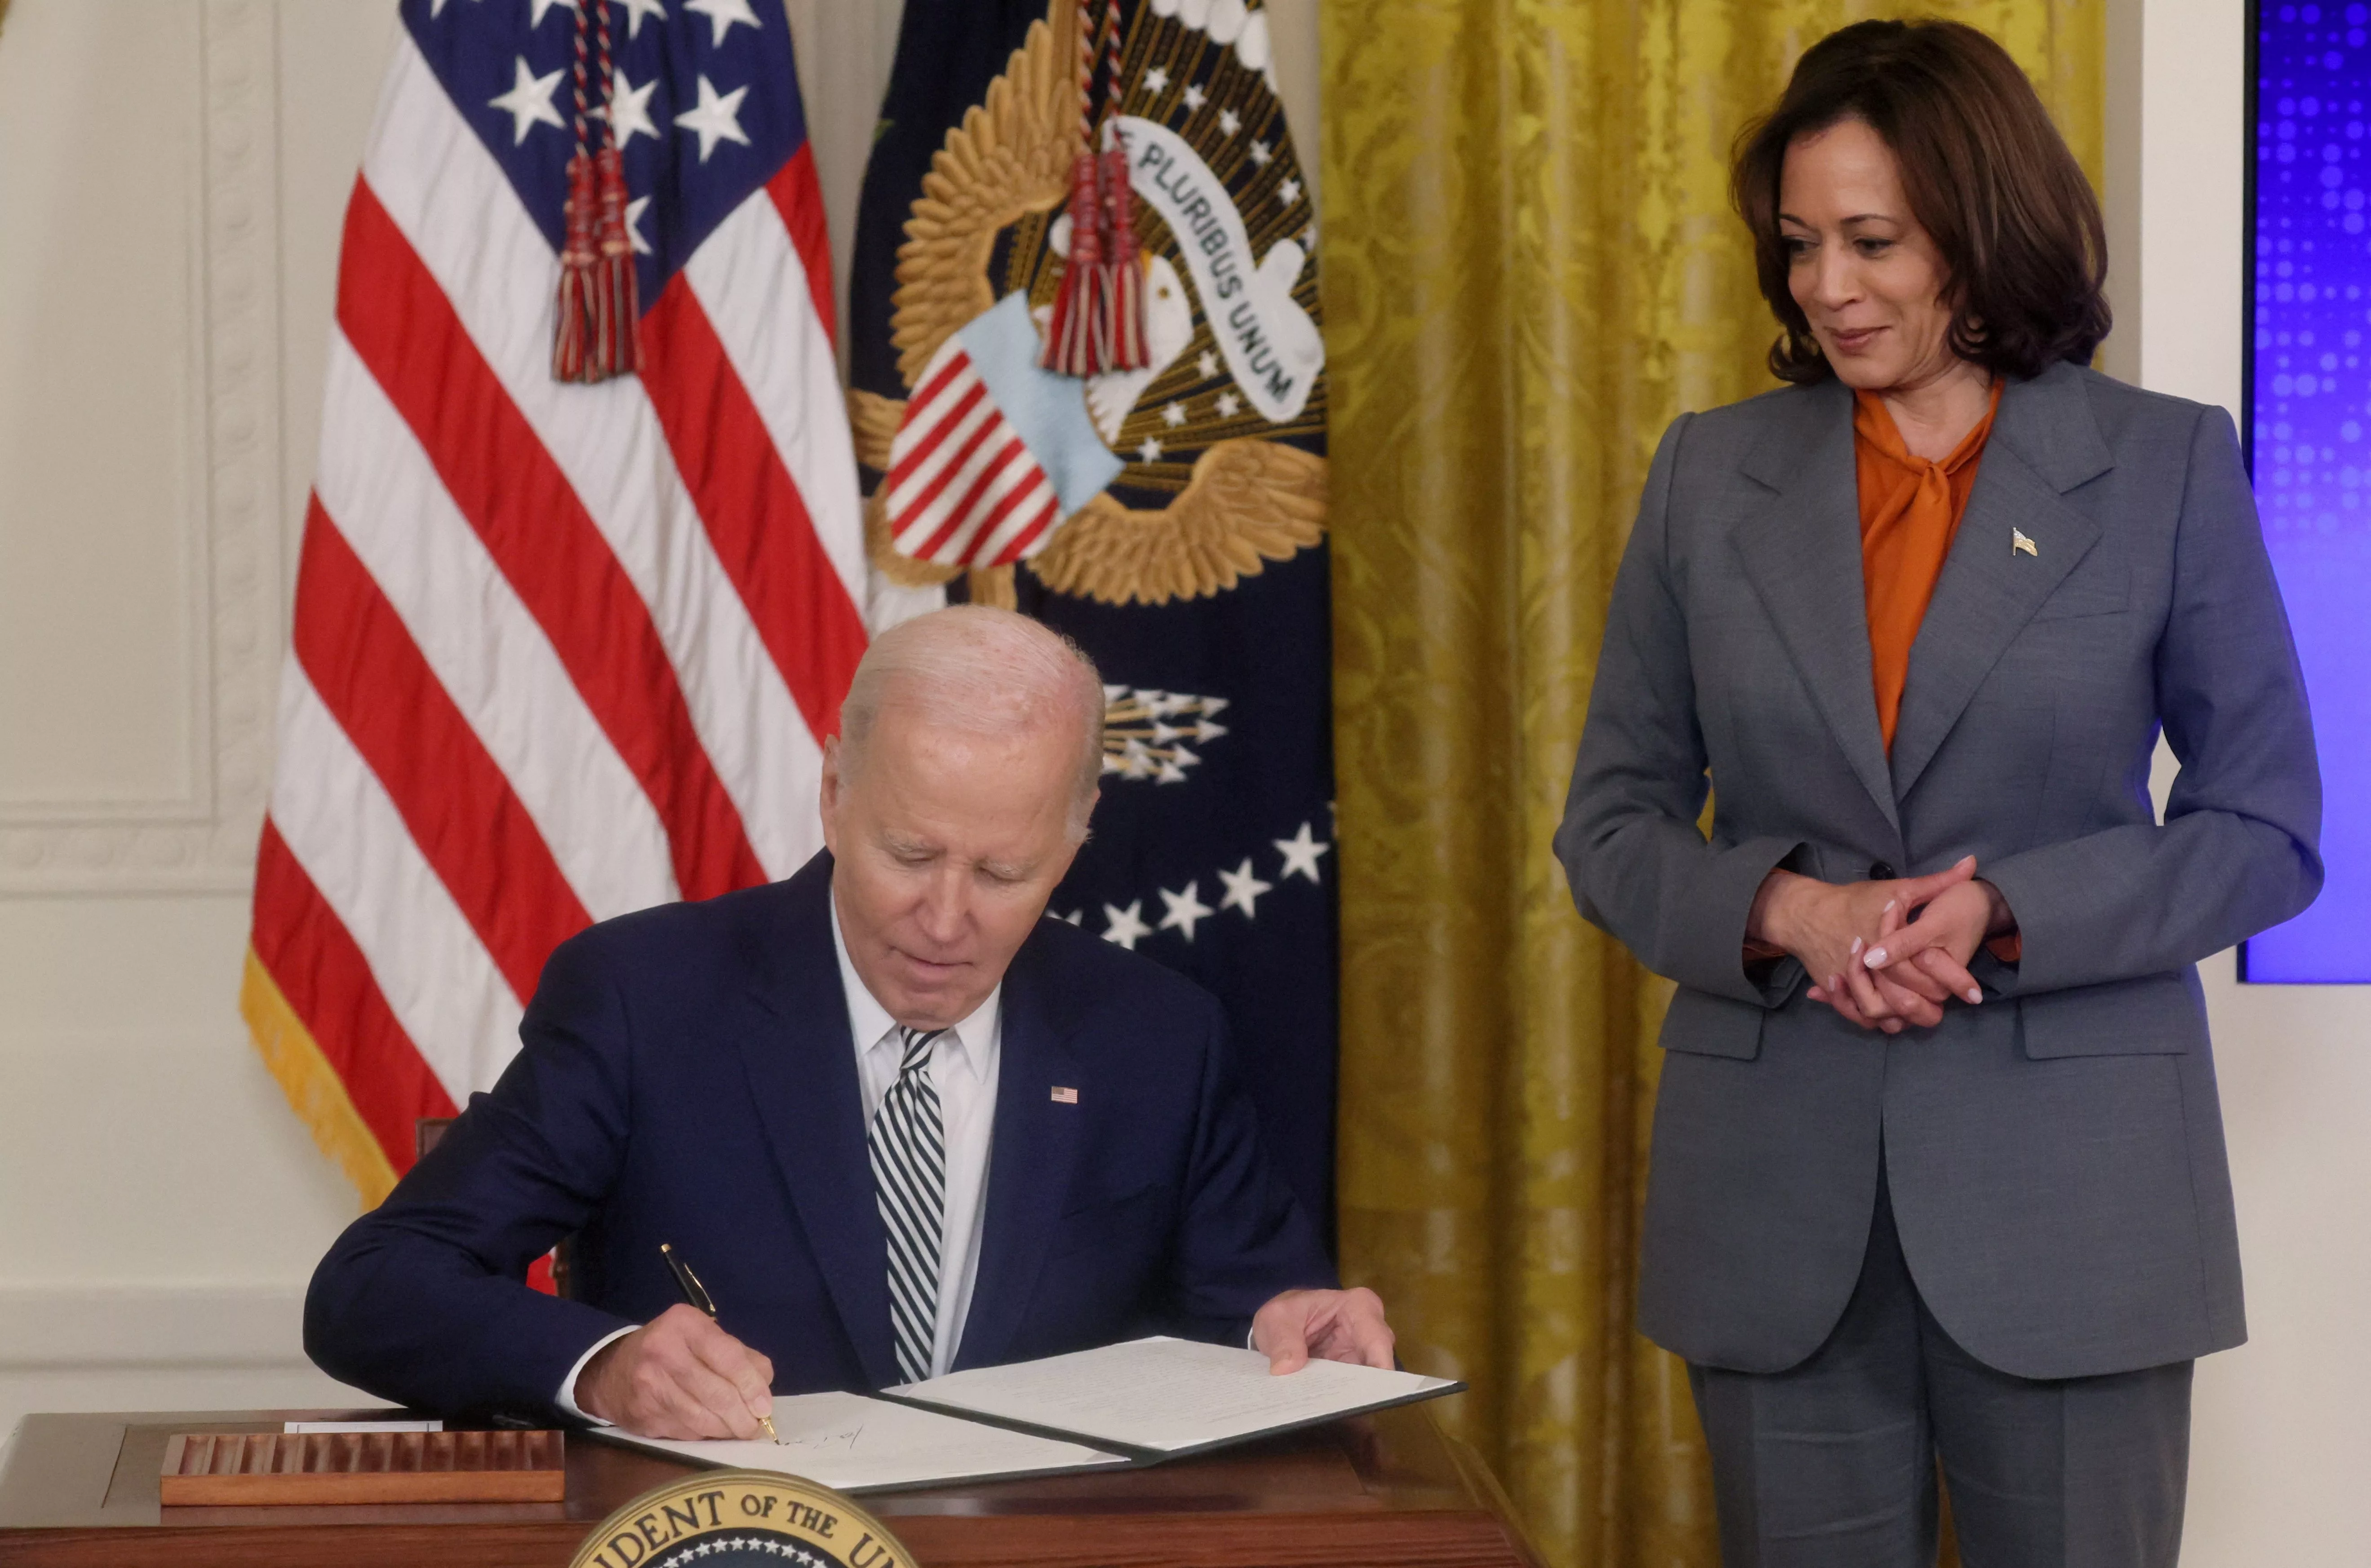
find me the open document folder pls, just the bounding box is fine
[591,1336,1465,1492]
[588,1391,1129,1493]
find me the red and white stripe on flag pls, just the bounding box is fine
[244,23,865,1212]
[887,340,1066,569]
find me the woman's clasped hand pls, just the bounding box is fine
[1747,856,2014,1033]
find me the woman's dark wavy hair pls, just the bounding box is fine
[1730,19,2110,384]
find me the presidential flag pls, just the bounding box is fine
[849,0,1336,1235]
[244,0,865,1206]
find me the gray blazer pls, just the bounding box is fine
[1556,362,2322,1381]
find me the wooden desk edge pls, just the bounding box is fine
[0,1402,1536,1568]
[0,1510,1530,1568]
[1433,1425,1550,1568]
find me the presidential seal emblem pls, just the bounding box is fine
[848,0,1340,1230]
[850,0,1328,611]
[570,1471,915,1568]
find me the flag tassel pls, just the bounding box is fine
[1040,149,1107,376]
[1100,144,1149,372]
[553,152,600,382]
[591,146,642,378]
[1039,144,1150,376]
[1038,0,1147,377]
[552,0,639,385]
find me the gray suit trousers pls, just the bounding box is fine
[1689,1160,2192,1568]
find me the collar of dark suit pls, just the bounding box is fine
[1738,358,2113,497]
[730,850,1086,1384]
[738,850,1085,1045]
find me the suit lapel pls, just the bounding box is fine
[1889,366,2112,800]
[1732,380,1902,837]
[953,930,1083,1372]
[731,855,898,1389]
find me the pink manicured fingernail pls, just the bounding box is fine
[1865,947,1888,966]
[1967,987,1983,1003]
[1884,899,1897,912]
[1850,937,1864,956]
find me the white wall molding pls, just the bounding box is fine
[0,0,282,895]
[0,1285,311,1370]
[0,1285,377,1440]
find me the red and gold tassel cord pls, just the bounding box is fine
[555,151,599,381]
[1101,154,1145,369]
[1043,145,1106,374]
[1039,0,1104,375]
[553,5,598,383]
[1096,0,1147,369]
[1039,0,1148,376]
[554,0,641,383]
[592,143,641,374]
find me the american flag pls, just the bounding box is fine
[242,0,864,1208]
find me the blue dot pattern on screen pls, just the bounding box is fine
[2249,3,2371,981]
[2257,1,2371,537]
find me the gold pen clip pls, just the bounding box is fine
[660,1243,779,1442]
[658,1243,717,1316]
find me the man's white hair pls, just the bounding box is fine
[836,606,1105,837]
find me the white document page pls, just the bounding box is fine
[591,1391,1130,1493]
[885,1336,1461,1456]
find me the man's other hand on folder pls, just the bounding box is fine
[1252,1287,1396,1374]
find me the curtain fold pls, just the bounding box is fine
[1321,4,2103,1564]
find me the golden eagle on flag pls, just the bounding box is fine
[848,0,1339,1236]
[848,0,1327,610]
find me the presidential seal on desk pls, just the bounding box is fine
[572,1471,914,1568]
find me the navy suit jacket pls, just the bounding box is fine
[304,851,1334,1419]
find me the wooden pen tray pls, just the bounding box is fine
[159,1429,566,1506]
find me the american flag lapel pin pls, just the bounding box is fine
[1050,1086,1079,1104]
[2011,527,2038,558]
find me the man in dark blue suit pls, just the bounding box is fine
[305,607,1390,1438]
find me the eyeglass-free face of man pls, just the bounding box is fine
[823,691,1089,1035]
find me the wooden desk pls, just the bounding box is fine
[0,1403,1538,1568]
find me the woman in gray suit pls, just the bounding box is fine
[1557,20,2321,1568]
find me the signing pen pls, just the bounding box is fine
[660,1242,779,1443]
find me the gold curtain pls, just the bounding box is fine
[1321,3,2103,1564]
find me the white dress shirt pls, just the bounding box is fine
[557,897,1003,1419]
[831,901,1003,1382]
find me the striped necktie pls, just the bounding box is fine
[869,1026,948,1386]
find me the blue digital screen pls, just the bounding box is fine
[2245,1,2371,981]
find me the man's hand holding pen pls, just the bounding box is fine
[576,1303,777,1440]
[580,1242,778,1440]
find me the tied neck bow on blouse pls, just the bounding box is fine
[1853,379,2005,753]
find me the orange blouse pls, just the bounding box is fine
[1854,380,2003,751]
[1743,380,2019,973]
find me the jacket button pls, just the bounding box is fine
[1869,860,1897,881]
